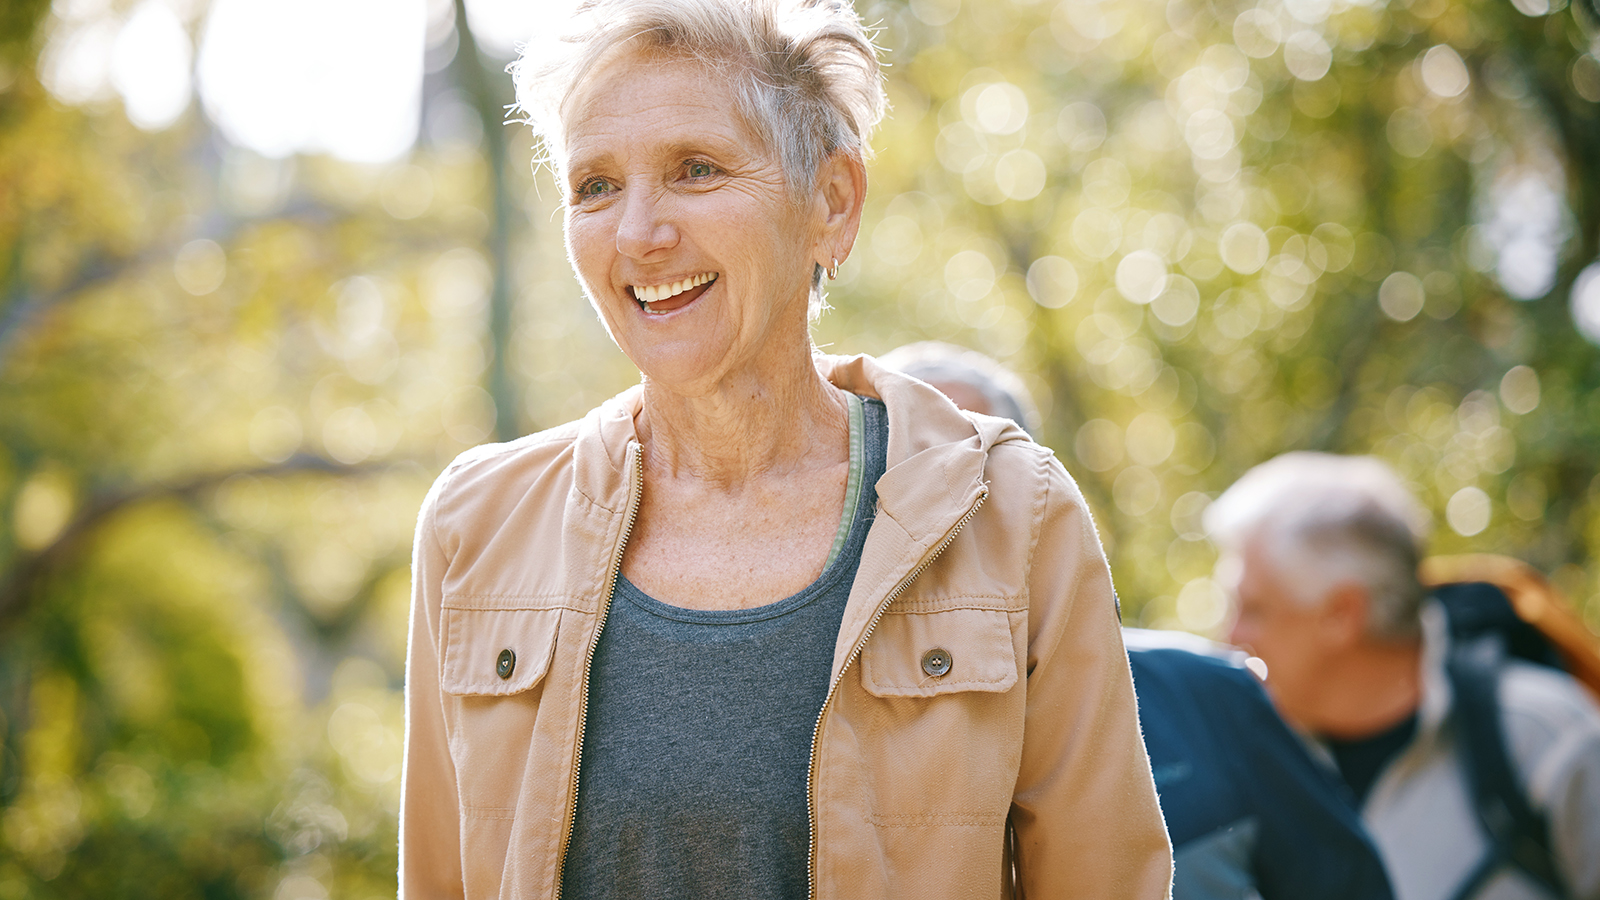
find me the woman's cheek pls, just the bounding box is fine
[565,216,610,284]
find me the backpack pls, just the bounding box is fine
[1420,554,1600,900]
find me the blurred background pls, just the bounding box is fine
[0,0,1597,894]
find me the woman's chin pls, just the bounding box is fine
[627,340,729,391]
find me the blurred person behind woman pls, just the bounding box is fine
[883,340,1395,900]
[1206,454,1600,900]
[398,2,1170,897]
[876,340,1042,437]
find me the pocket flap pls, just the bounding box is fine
[440,607,561,696]
[861,608,1018,697]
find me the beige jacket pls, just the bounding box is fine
[400,354,1172,899]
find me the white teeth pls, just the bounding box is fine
[634,272,716,305]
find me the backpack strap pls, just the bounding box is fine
[1423,556,1600,704]
[1444,632,1567,900]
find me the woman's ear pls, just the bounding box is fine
[812,151,868,269]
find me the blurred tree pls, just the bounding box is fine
[0,1,519,895]
[0,0,1597,894]
[819,0,1600,636]
[0,0,48,66]
[448,0,522,443]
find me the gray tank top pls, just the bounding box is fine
[561,396,887,900]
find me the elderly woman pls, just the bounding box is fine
[400,0,1169,897]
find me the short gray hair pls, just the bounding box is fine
[878,341,1041,437]
[511,0,886,197]
[1204,452,1432,641]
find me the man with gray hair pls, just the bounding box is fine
[1206,452,1600,900]
[877,341,1042,436]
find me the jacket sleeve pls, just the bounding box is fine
[1549,725,1600,900]
[1512,670,1600,900]
[1009,458,1173,898]
[399,470,466,899]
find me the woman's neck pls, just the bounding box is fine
[635,350,849,488]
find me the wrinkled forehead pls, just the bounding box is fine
[555,42,761,168]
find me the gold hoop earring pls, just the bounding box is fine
[827,257,840,280]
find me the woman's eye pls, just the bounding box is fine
[576,178,613,197]
[687,162,714,178]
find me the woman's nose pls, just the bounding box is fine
[615,188,678,259]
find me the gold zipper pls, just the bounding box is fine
[804,483,989,899]
[554,440,643,897]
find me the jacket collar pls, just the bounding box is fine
[820,352,1024,548]
[1358,602,1452,806]
[574,382,644,517]
[571,353,1027,527]
[1404,602,1454,750]
[568,352,1030,674]
[1418,603,1454,728]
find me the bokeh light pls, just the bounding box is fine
[1572,263,1600,345]
[109,0,193,129]
[196,0,426,162]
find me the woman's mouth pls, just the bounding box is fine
[631,272,717,315]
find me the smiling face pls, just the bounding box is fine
[559,50,830,394]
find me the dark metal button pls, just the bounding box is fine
[496,649,516,680]
[921,647,952,677]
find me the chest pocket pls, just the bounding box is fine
[439,605,562,696]
[860,607,1019,697]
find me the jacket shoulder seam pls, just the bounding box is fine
[1020,449,1054,607]
[441,594,598,611]
[865,812,1009,827]
[424,456,468,560]
[432,426,588,531]
[460,804,518,820]
[884,597,1025,613]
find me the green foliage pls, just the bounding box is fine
[0,0,48,70]
[0,8,439,894]
[0,0,1597,894]
[819,0,1600,634]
